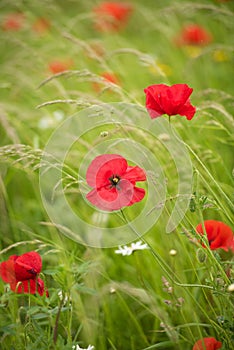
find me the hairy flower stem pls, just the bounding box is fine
[53,295,66,345]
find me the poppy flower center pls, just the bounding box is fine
[28,268,37,275]
[109,175,120,187]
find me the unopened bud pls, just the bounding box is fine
[196,248,207,263]
[100,131,108,137]
[169,249,177,256]
[227,283,234,292]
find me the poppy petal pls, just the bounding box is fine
[123,166,147,182]
[93,2,133,32]
[14,251,42,280]
[86,179,136,210]
[144,83,196,120]
[36,278,47,296]
[196,220,233,251]
[98,185,118,201]
[193,337,222,350]
[86,154,146,210]
[169,84,193,108]
[144,84,167,118]
[0,255,18,283]
[177,100,196,120]
[86,188,113,210]
[11,277,46,296]
[176,24,212,46]
[127,187,146,206]
[86,154,127,188]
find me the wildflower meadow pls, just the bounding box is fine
[0,0,234,349]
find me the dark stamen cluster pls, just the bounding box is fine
[109,175,120,187]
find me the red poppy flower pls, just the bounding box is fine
[0,251,47,296]
[193,337,222,350]
[48,59,73,74]
[93,2,133,32]
[86,154,146,211]
[175,24,212,46]
[196,220,234,252]
[2,13,25,31]
[144,83,196,120]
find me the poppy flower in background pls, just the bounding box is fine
[93,2,133,32]
[144,83,196,120]
[175,24,212,46]
[92,72,120,92]
[101,72,120,84]
[86,154,146,211]
[192,337,222,350]
[0,251,47,296]
[2,13,25,31]
[196,220,234,252]
[32,17,51,34]
[48,59,73,74]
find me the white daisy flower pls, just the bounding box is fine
[115,240,149,256]
[72,345,94,350]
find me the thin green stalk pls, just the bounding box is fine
[119,209,213,290]
[187,144,233,214]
